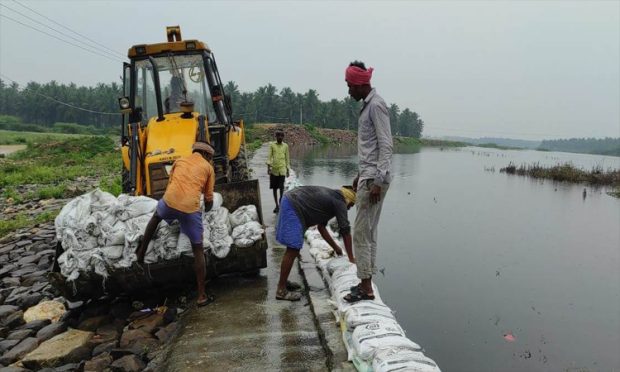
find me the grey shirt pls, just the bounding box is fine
[358,88,393,186]
[286,186,351,235]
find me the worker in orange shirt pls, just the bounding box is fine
[136,141,215,306]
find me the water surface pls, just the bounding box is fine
[289,144,620,372]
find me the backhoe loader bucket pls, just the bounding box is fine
[49,180,267,301]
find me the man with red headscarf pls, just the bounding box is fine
[344,60,393,303]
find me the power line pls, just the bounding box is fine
[0,73,121,116]
[0,14,123,63]
[0,3,125,62]
[11,0,126,60]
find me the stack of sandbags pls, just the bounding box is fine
[230,205,264,248]
[55,189,264,281]
[304,227,441,371]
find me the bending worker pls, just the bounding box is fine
[275,185,356,301]
[136,141,216,307]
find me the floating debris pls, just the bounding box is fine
[503,332,516,342]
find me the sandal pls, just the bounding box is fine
[276,288,302,301]
[286,280,302,291]
[350,283,362,293]
[343,289,375,303]
[197,294,215,307]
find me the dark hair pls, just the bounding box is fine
[349,60,366,70]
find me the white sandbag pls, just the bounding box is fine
[115,194,157,221]
[101,245,124,260]
[232,221,264,248]
[229,205,259,228]
[211,235,233,258]
[55,191,95,240]
[372,347,441,372]
[326,256,354,276]
[344,304,396,330]
[352,321,422,361]
[304,228,322,242]
[206,207,232,254]
[212,192,223,210]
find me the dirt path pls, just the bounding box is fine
[0,145,26,156]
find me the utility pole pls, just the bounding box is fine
[299,99,303,125]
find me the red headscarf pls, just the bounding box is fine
[345,65,374,85]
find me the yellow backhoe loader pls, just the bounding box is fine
[51,27,267,299]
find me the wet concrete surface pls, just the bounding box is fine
[161,145,330,371]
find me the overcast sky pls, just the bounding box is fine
[1,0,618,140]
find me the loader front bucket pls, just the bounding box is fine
[50,179,267,301]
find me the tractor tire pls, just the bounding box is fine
[230,143,250,182]
[121,168,131,194]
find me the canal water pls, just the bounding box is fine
[287,144,620,372]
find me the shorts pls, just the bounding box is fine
[275,195,304,250]
[156,199,203,244]
[270,174,285,190]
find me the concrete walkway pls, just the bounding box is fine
[161,145,330,371]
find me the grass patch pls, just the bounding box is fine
[500,162,620,186]
[0,209,60,238]
[303,124,329,144]
[99,175,122,197]
[0,130,82,145]
[419,138,469,147]
[34,183,68,199]
[608,188,620,198]
[0,135,120,205]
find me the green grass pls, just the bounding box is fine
[303,124,329,144]
[608,188,620,198]
[0,209,60,238]
[99,175,122,197]
[0,130,83,145]
[0,135,120,202]
[419,138,469,147]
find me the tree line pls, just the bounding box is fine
[539,137,620,156]
[0,79,424,137]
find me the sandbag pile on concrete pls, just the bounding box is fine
[55,189,263,281]
[305,228,441,371]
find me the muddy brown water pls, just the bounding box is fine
[289,144,620,372]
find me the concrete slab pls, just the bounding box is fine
[160,145,330,371]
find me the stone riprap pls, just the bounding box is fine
[0,221,183,371]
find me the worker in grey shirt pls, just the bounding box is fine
[275,185,356,301]
[343,60,393,302]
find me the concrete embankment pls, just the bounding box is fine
[159,144,352,371]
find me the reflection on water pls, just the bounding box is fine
[290,143,422,180]
[290,145,620,372]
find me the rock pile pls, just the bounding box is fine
[0,222,184,371]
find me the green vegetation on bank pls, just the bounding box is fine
[0,134,121,237]
[0,135,119,194]
[0,129,84,145]
[0,115,118,138]
[304,124,329,144]
[539,137,620,156]
[500,162,620,186]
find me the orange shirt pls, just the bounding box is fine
[163,152,215,213]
